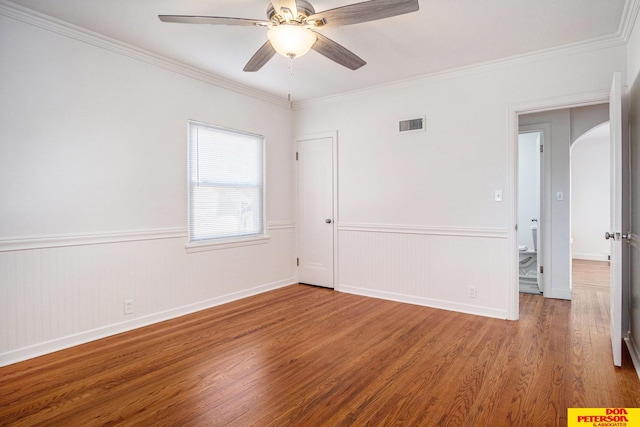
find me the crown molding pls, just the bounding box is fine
[619,0,640,42]
[293,32,626,109]
[0,1,291,109]
[294,0,634,108]
[2,0,634,111]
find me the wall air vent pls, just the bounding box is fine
[398,116,425,134]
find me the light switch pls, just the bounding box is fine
[494,190,503,202]
[556,191,564,201]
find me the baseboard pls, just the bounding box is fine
[625,336,640,379]
[545,287,572,300]
[0,277,297,367]
[338,285,508,320]
[572,253,610,262]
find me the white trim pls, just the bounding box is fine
[294,36,625,109]
[544,288,572,300]
[0,278,297,367]
[339,285,508,320]
[507,108,519,320]
[185,234,270,253]
[0,228,187,252]
[0,1,289,108]
[511,91,612,116]
[1,0,634,109]
[571,253,611,262]
[0,223,292,252]
[267,220,295,230]
[619,0,640,43]
[338,223,509,239]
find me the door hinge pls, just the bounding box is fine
[296,152,298,160]
[540,265,544,274]
[296,257,299,266]
[540,145,544,153]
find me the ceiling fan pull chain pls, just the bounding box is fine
[288,55,294,104]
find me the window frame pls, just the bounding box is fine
[185,120,268,253]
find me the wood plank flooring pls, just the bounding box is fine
[1,261,639,426]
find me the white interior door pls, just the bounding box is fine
[297,136,334,288]
[608,71,623,367]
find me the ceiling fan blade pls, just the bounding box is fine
[307,0,419,28]
[243,41,277,72]
[158,15,269,27]
[311,32,366,70]
[271,0,298,19]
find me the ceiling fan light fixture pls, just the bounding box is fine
[267,24,317,58]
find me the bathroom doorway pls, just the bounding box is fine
[518,126,546,294]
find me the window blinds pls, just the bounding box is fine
[188,121,265,243]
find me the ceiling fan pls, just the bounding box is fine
[159,0,419,72]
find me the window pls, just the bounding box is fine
[188,121,265,246]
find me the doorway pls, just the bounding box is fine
[510,95,613,321]
[517,128,543,294]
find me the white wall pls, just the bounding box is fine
[570,103,609,143]
[0,11,296,365]
[571,124,610,261]
[295,41,626,318]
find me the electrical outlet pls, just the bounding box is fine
[124,299,134,315]
[468,286,477,298]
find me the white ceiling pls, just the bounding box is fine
[6,0,629,101]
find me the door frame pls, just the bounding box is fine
[295,131,339,288]
[508,90,610,320]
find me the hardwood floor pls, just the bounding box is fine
[572,259,610,290]
[1,261,639,426]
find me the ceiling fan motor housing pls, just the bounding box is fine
[267,0,316,24]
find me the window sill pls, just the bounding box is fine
[185,234,270,253]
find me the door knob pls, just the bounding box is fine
[325,219,332,224]
[605,231,631,241]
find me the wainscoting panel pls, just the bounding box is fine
[338,225,510,318]
[0,224,296,366]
